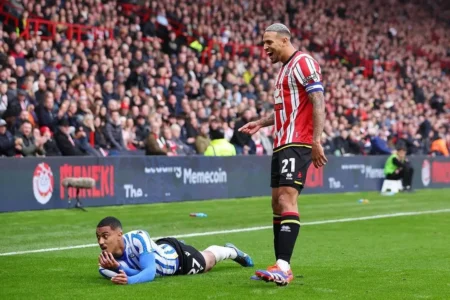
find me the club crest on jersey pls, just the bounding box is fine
[302,72,319,85]
[274,88,283,111]
[284,67,291,77]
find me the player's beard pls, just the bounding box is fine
[269,52,279,64]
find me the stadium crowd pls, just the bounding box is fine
[0,0,449,158]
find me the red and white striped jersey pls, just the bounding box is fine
[272,51,323,150]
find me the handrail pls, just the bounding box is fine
[20,18,114,42]
[11,17,160,43]
[0,2,19,28]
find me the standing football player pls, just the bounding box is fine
[239,23,327,286]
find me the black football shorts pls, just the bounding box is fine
[270,146,312,193]
[155,237,206,275]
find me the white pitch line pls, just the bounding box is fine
[1,208,449,257]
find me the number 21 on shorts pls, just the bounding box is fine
[281,158,295,174]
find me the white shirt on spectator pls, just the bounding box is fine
[0,94,7,113]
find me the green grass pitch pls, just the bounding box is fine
[1,189,450,300]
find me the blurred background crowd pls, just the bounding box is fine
[0,0,449,158]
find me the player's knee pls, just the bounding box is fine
[201,250,216,272]
[271,189,280,211]
[277,188,298,210]
[272,201,282,215]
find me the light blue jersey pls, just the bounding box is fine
[120,230,179,276]
[99,230,180,284]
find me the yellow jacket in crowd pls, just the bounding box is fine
[204,139,236,156]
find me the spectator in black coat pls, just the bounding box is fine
[230,109,253,154]
[333,131,350,155]
[170,65,186,102]
[102,81,120,105]
[321,133,335,155]
[40,126,61,156]
[0,119,15,156]
[185,116,199,142]
[133,115,149,149]
[418,116,432,139]
[164,32,182,56]
[347,132,364,155]
[74,125,102,157]
[36,92,57,132]
[430,90,445,115]
[94,116,109,151]
[413,80,425,104]
[167,95,178,115]
[6,78,18,102]
[34,81,47,106]
[105,110,125,153]
[11,110,31,135]
[126,67,147,91]
[177,114,193,145]
[54,119,85,156]
[5,89,30,120]
[397,132,420,155]
[142,16,157,37]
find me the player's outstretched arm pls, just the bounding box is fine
[127,252,157,284]
[308,91,328,168]
[111,252,157,285]
[256,112,275,127]
[98,265,140,280]
[117,264,141,276]
[238,112,274,135]
[99,251,141,276]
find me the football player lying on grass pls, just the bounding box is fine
[96,216,254,284]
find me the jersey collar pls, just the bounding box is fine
[283,50,298,66]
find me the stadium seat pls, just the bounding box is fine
[380,179,403,194]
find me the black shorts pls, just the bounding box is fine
[271,146,312,193]
[155,237,206,275]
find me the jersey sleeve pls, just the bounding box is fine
[127,252,157,284]
[117,261,141,276]
[130,230,155,255]
[292,56,324,94]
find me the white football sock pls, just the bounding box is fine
[276,259,291,272]
[205,245,237,263]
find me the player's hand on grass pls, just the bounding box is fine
[111,270,128,285]
[311,141,328,168]
[99,251,120,270]
[238,121,261,135]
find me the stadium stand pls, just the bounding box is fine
[0,0,448,158]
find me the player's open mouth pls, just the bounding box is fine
[267,52,273,58]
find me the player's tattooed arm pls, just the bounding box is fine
[238,111,273,134]
[308,91,326,143]
[256,112,275,127]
